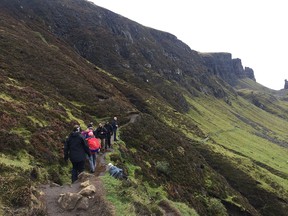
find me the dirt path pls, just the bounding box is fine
[40,114,138,216]
[129,113,139,124]
[40,151,113,216]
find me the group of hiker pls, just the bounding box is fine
[64,117,119,183]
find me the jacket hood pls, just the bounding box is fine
[70,132,80,137]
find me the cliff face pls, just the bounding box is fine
[0,0,255,99]
[200,52,256,86]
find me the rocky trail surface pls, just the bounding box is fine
[40,152,114,216]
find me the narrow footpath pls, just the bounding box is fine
[40,151,114,216]
[40,114,140,215]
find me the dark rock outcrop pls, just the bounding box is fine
[200,52,256,86]
[285,79,288,89]
[244,67,256,81]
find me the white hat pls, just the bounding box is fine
[107,163,113,169]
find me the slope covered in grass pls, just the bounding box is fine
[0,0,288,215]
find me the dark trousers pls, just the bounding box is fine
[106,133,111,148]
[99,138,105,150]
[71,160,85,183]
[113,128,117,141]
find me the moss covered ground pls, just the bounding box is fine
[101,140,200,215]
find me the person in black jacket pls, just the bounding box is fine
[64,125,91,183]
[94,123,107,152]
[104,121,113,149]
[111,116,118,141]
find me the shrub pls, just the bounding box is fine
[207,198,228,216]
[156,161,170,176]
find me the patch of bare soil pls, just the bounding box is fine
[129,114,139,124]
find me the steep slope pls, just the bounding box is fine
[1,0,252,112]
[0,4,137,214]
[0,0,288,215]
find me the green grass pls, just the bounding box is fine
[27,115,48,127]
[0,93,15,103]
[186,95,288,168]
[101,172,199,216]
[70,101,85,108]
[43,102,53,110]
[169,200,199,216]
[224,195,242,209]
[0,150,32,170]
[34,31,48,45]
[101,174,136,216]
[10,127,31,144]
[184,94,288,198]
[101,136,198,216]
[57,103,86,127]
[102,137,199,215]
[0,199,3,216]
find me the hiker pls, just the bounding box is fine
[111,116,118,141]
[86,131,101,173]
[81,122,94,138]
[107,163,127,180]
[87,122,93,129]
[94,123,107,152]
[104,121,113,149]
[64,125,91,183]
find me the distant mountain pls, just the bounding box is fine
[0,0,287,215]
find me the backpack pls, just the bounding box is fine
[87,137,101,152]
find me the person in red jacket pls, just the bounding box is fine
[86,131,101,173]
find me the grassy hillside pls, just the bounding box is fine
[186,94,288,188]
[0,0,288,215]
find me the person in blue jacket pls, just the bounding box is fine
[107,163,127,180]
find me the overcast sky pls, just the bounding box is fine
[90,0,287,90]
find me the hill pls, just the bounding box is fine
[0,0,288,215]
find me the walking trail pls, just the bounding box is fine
[40,151,114,216]
[39,114,144,215]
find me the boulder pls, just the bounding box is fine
[78,185,96,197]
[80,180,90,188]
[78,172,93,182]
[76,197,89,210]
[58,192,82,210]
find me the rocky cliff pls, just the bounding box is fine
[0,0,255,101]
[200,52,256,86]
